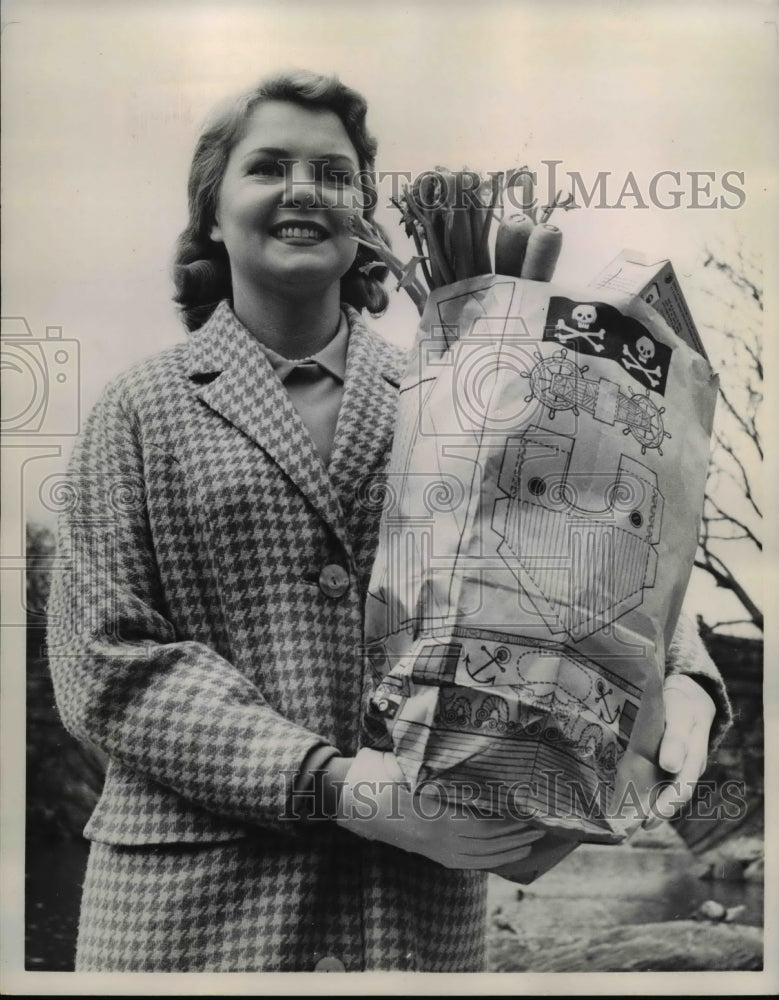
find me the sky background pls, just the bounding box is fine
[2,0,777,634]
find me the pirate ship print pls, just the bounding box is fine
[491,426,664,640]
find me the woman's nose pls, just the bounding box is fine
[281,162,327,209]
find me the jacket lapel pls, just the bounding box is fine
[328,305,404,522]
[187,300,350,552]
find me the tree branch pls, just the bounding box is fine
[737,336,763,382]
[704,494,762,550]
[694,241,764,633]
[709,618,757,631]
[694,549,763,632]
[712,430,762,520]
[702,251,763,309]
[717,385,763,460]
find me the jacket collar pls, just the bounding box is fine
[187,299,403,553]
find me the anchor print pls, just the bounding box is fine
[595,679,621,725]
[466,645,511,685]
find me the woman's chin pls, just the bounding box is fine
[252,251,355,295]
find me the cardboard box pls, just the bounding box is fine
[589,250,708,360]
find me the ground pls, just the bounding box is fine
[484,824,763,972]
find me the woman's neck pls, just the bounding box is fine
[231,282,343,359]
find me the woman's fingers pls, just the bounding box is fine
[658,732,687,775]
[658,675,714,778]
[642,675,715,829]
[644,674,716,829]
[378,752,412,787]
[658,679,694,771]
[653,721,708,816]
[460,824,545,847]
[454,843,534,868]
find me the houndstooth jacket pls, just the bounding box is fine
[47,299,730,972]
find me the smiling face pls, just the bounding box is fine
[209,100,364,304]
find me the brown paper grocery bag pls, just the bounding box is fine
[361,274,717,849]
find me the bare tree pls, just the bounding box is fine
[694,241,763,633]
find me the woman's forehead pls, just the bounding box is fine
[233,99,359,164]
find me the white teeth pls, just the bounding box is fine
[275,224,326,241]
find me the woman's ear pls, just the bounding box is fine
[210,220,223,243]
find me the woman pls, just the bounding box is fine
[48,69,731,973]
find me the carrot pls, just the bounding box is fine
[494,213,534,277]
[520,223,563,281]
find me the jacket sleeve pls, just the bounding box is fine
[665,611,733,753]
[47,378,336,834]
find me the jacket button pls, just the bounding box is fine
[319,563,350,599]
[314,956,346,972]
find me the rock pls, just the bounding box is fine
[491,902,521,934]
[743,857,764,883]
[700,857,747,881]
[724,905,747,923]
[488,920,762,972]
[699,835,764,882]
[725,836,764,864]
[695,900,726,921]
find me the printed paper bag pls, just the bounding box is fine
[361,273,717,845]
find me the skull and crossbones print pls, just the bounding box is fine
[555,304,606,351]
[622,336,663,386]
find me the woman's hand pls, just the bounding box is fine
[643,673,717,829]
[335,748,544,869]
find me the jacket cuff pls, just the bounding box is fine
[665,612,733,753]
[288,743,343,821]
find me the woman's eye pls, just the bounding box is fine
[248,161,284,179]
[316,162,353,186]
[245,158,355,185]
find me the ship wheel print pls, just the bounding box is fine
[620,388,671,455]
[521,348,587,418]
[522,348,671,454]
